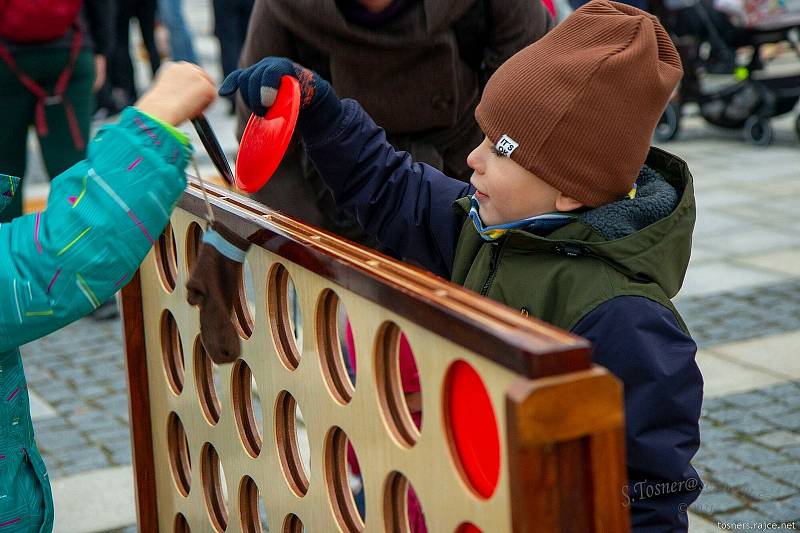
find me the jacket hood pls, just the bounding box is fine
[457,148,696,298]
[268,0,477,44]
[0,175,19,214]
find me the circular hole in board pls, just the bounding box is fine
[160,310,185,395]
[316,290,356,404]
[268,264,303,370]
[374,323,423,448]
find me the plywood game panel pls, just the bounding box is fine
[122,181,629,533]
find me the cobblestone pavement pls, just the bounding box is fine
[27,317,131,478]
[677,280,800,349]
[14,1,800,531]
[692,383,800,526]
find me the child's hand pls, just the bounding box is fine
[135,62,217,125]
[218,57,332,117]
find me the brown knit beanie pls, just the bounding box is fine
[474,0,683,207]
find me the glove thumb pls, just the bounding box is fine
[218,71,241,97]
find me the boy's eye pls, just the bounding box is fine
[490,145,504,157]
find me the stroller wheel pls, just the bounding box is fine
[743,116,772,146]
[655,102,681,142]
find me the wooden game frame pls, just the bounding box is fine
[121,178,630,532]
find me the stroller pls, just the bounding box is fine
[653,0,800,145]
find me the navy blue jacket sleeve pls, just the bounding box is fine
[301,99,473,278]
[573,296,704,533]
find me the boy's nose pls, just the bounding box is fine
[466,144,484,173]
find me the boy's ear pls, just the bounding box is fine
[555,193,584,213]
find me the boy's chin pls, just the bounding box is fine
[481,213,502,226]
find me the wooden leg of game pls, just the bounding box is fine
[120,271,159,532]
[506,368,629,533]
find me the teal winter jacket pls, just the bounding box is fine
[0,108,190,531]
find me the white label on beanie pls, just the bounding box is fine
[496,135,519,157]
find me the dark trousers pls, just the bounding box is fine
[0,49,95,221]
[111,0,161,104]
[213,0,255,80]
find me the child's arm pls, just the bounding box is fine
[573,296,703,531]
[302,99,472,276]
[219,58,473,278]
[0,62,216,352]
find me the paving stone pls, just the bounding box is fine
[765,383,800,401]
[99,432,134,450]
[699,455,746,474]
[754,495,800,523]
[702,397,733,412]
[725,443,792,468]
[754,431,800,450]
[90,361,124,379]
[73,384,112,400]
[732,417,779,436]
[785,445,800,460]
[714,333,800,382]
[725,390,776,409]
[719,508,770,525]
[58,451,110,474]
[750,403,797,419]
[706,408,747,425]
[32,417,71,432]
[96,399,131,420]
[35,385,75,405]
[771,412,800,432]
[35,429,90,453]
[89,419,129,434]
[110,447,132,465]
[761,465,800,490]
[725,471,796,501]
[678,281,800,347]
[694,489,747,515]
[54,399,93,418]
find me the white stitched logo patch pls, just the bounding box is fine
[495,135,519,157]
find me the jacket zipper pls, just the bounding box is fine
[480,238,507,296]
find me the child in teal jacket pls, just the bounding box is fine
[0,62,216,531]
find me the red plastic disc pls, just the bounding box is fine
[446,360,500,499]
[235,75,301,193]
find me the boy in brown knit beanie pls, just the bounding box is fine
[222,1,703,530]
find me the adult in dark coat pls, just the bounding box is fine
[237,0,552,245]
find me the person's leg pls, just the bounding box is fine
[213,0,242,111]
[95,0,120,115]
[159,0,198,63]
[38,50,95,180]
[213,0,239,80]
[135,0,162,75]
[0,58,35,221]
[234,0,255,68]
[112,0,138,104]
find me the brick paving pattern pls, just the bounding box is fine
[676,280,800,348]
